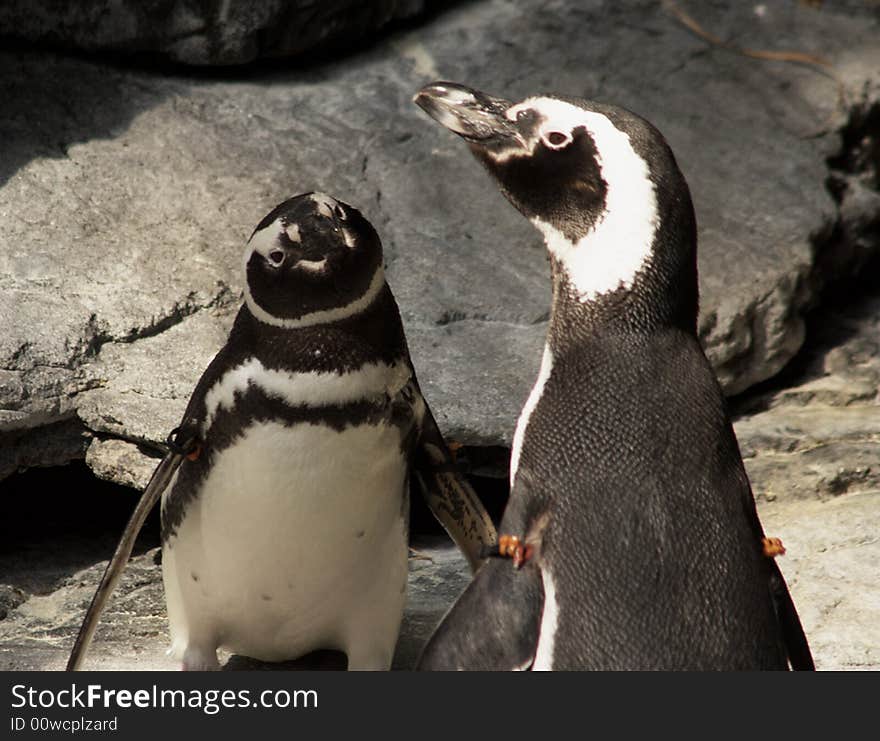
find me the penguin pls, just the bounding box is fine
[66,192,496,671]
[412,83,814,670]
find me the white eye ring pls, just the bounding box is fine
[541,130,573,150]
[505,104,530,122]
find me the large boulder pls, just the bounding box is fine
[0,0,879,489]
[0,0,433,66]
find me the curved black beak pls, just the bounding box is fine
[413,82,519,143]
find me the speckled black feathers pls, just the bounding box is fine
[514,329,789,669]
[419,559,544,671]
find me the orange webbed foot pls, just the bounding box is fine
[762,536,786,558]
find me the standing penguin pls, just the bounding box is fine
[67,192,495,671]
[413,83,813,670]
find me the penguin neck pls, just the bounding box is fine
[239,284,409,372]
[545,237,698,350]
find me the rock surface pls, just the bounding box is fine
[760,492,880,671]
[0,540,471,671]
[729,277,880,670]
[1,284,878,671]
[735,286,880,504]
[1,521,877,671]
[0,1,433,66]
[0,0,879,672]
[1,0,879,487]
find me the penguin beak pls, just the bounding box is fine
[413,82,521,145]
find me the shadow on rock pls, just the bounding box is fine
[0,49,173,188]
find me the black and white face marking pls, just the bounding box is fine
[244,192,384,328]
[414,84,661,304]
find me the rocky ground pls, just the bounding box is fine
[1,0,879,669]
[732,277,880,670]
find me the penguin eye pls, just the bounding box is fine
[268,249,285,266]
[507,106,531,123]
[543,131,572,149]
[334,204,348,221]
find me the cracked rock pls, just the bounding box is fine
[0,418,91,482]
[85,439,161,492]
[0,586,27,621]
[734,285,880,504]
[1,0,879,491]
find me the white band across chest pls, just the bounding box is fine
[201,357,411,435]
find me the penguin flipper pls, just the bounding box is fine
[769,559,815,670]
[65,451,183,671]
[413,401,497,572]
[742,483,814,670]
[418,558,543,670]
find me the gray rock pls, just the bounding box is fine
[735,291,880,504]
[1,0,879,489]
[0,550,172,671]
[0,418,91,482]
[1,518,876,670]
[85,439,161,492]
[0,585,27,621]
[0,1,432,66]
[0,540,470,670]
[760,492,880,670]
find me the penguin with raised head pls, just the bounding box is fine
[413,83,813,670]
[67,192,495,671]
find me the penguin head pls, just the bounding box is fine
[243,192,384,328]
[414,83,613,240]
[414,83,697,325]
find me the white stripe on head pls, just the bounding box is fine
[295,257,327,273]
[520,98,659,302]
[508,96,593,137]
[248,217,285,261]
[309,192,337,218]
[510,343,553,486]
[201,356,412,436]
[532,567,558,671]
[286,223,301,243]
[243,264,386,329]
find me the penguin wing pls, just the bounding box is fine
[412,395,498,572]
[418,558,544,670]
[725,403,814,671]
[741,487,815,670]
[67,318,248,671]
[768,558,815,670]
[66,450,184,671]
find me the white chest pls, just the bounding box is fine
[162,417,409,663]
